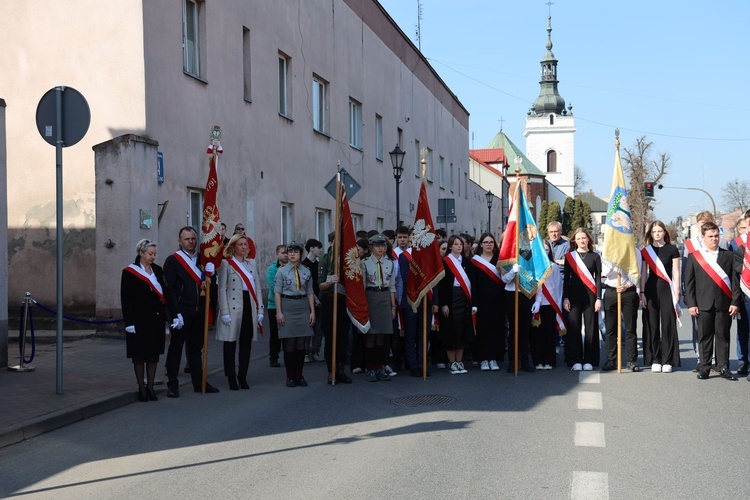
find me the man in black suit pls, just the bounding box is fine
[684,222,741,380]
[163,226,220,396]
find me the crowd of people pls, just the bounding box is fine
[119,208,750,401]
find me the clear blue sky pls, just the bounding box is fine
[377,0,748,223]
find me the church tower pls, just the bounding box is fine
[523,14,576,201]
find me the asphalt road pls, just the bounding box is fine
[1,319,749,499]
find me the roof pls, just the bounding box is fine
[470,148,506,165]
[486,131,546,176]
[576,191,608,212]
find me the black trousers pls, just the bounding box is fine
[321,293,351,373]
[530,305,557,366]
[504,290,532,367]
[223,292,253,381]
[166,307,204,390]
[268,308,281,362]
[697,307,731,371]
[565,291,599,367]
[643,281,681,366]
[604,286,639,365]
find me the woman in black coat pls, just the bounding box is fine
[120,239,169,402]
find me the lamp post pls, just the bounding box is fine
[389,144,405,227]
[485,190,494,233]
[501,162,510,229]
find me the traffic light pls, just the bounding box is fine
[644,181,655,198]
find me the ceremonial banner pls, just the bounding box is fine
[602,143,639,283]
[200,144,223,272]
[339,182,371,332]
[497,184,551,297]
[407,180,445,312]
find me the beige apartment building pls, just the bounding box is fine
[0,0,493,332]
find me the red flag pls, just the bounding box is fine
[497,182,519,268]
[406,180,445,312]
[200,147,223,271]
[339,182,371,332]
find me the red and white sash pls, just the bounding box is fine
[641,245,682,326]
[471,255,503,286]
[734,235,745,250]
[173,250,203,285]
[227,258,259,308]
[539,266,565,332]
[400,247,413,262]
[444,254,472,302]
[692,249,732,298]
[125,264,166,304]
[565,252,597,296]
[684,236,702,256]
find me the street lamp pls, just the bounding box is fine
[485,190,494,233]
[389,144,405,226]
[501,162,510,229]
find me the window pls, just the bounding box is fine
[397,128,403,150]
[187,189,203,234]
[376,217,384,233]
[278,53,291,117]
[315,209,331,244]
[450,162,454,192]
[425,148,433,182]
[457,167,461,196]
[281,203,293,244]
[242,27,251,101]
[349,99,362,149]
[414,140,421,177]
[464,172,468,199]
[375,115,383,160]
[312,75,328,133]
[183,0,203,77]
[547,150,557,173]
[439,157,445,189]
[351,213,363,233]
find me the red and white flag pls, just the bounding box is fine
[407,180,445,312]
[200,145,223,273]
[339,182,371,332]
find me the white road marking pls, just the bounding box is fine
[577,391,603,410]
[570,471,609,499]
[574,422,606,447]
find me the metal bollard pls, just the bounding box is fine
[8,292,36,372]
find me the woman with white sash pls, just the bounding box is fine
[563,227,602,371]
[640,221,681,372]
[471,232,504,371]
[217,234,263,390]
[120,239,169,402]
[438,235,475,374]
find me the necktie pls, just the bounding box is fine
[377,261,383,288]
[294,265,301,291]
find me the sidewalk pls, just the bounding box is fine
[0,330,230,449]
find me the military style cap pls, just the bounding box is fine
[368,234,387,246]
[328,231,336,242]
[287,241,304,252]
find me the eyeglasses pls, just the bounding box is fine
[481,241,494,245]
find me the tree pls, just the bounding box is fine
[574,164,588,195]
[582,200,592,231]
[721,178,750,213]
[621,136,670,246]
[547,201,563,232]
[562,197,575,236]
[572,197,585,230]
[538,200,550,238]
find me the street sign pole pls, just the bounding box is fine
[55,87,64,395]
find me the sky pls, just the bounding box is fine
[377,0,748,224]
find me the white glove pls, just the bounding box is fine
[471,306,477,315]
[221,314,232,326]
[125,325,136,334]
[257,313,264,325]
[171,313,184,330]
[204,262,215,276]
[531,302,541,314]
[512,263,520,273]
[502,265,518,283]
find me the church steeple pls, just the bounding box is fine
[530,15,567,117]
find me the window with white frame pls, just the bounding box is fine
[187,188,204,234]
[414,140,421,177]
[457,167,461,196]
[183,0,202,77]
[450,162,454,192]
[315,208,331,244]
[376,217,384,233]
[312,75,328,133]
[375,115,383,160]
[281,203,294,244]
[278,53,291,117]
[439,156,445,189]
[351,213,363,233]
[349,99,363,149]
[243,27,251,101]
[425,148,434,182]
[464,172,468,199]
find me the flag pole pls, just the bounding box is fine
[513,158,522,376]
[617,274,622,374]
[331,166,343,386]
[422,295,428,380]
[201,278,211,393]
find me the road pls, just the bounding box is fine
[1,320,749,499]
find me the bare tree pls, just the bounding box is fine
[574,164,588,195]
[721,178,750,213]
[621,136,670,246]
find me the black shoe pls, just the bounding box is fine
[521,364,535,373]
[720,368,738,381]
[167,386,179,398]
[228,377,239,391]
[602,361,616,372]
[270,359,281,368]
[737,363,749,375]
[627,362,640,372]
[697,370,710,380]
[286,378,297,387]
[238,377,250,390]
[146,387,158,401]
[295,376,308,387]
[195,383,220,393]
[335,371,353,384]
[137,387,149,402]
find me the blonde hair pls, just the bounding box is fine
[223,234,248,259]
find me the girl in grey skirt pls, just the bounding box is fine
[274,242,316,387]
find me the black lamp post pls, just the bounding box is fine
[390,144,405,227]
[501,162,510,229]
[485,190,494,233]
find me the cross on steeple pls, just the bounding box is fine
[546,0,554,17]
[498,116,505,131]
